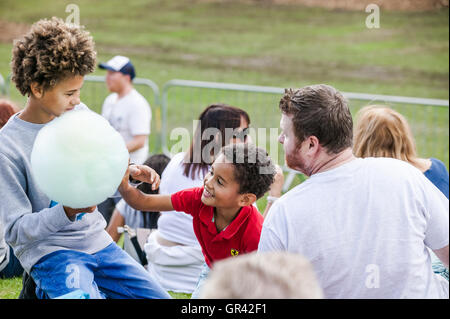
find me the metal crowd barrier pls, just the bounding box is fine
[0,73,5,95]
[82,75,163,153]
[2,74,448,191]
[161,79,449,191]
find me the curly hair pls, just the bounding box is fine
[11,17,96,96]
[221,143,275,199]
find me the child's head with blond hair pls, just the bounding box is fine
[200,252,323,299]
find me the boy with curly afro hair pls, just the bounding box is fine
[118,142,276,298]
[0,17,170,299]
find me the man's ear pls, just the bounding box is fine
[307,135,321,154]
[238,193,257,207]
[30,82,44,98]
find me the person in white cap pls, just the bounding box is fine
[99,55,151,165]
[98,56,152,223]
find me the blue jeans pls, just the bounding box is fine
[191,262,210,299]
[30,243,171,299]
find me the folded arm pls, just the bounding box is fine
[126,135,147,153]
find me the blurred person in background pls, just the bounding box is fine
[0,99,18,128]
[354,105,448,199]
[201,251,323,299]
[98,55,152,224]
[99,55,151,164]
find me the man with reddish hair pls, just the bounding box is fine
[259,84,449,299]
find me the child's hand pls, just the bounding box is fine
[63,205,96,219]
[129,164,161,191]
[269,165,284,198]
[118,164,131,193]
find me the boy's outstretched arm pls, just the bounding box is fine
[118,164,174,212]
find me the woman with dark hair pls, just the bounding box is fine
[144,103,250,294]
[183,103,250,179]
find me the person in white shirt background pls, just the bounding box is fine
[97,55,152,223]
[99,55,151,164]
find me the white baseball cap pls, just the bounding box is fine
[99,55,136,80]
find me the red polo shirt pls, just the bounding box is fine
[171,186,264,267]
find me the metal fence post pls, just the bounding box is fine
[83,75,162,153]
[0,73,5,95]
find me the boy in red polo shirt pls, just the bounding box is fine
[119,143,276,298]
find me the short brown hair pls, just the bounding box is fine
[279,84,353,154]
[11,17,96,96]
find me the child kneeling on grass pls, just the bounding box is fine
[119,143,276,298]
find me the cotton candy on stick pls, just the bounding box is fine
[31,109,129,208]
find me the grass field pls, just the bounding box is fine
[0,233,192,299]
[0,0,448,166]
[0,0,448,98]
[0,0,448,299]
[0,276,191,299]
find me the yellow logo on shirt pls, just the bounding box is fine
[231,249,239,256]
